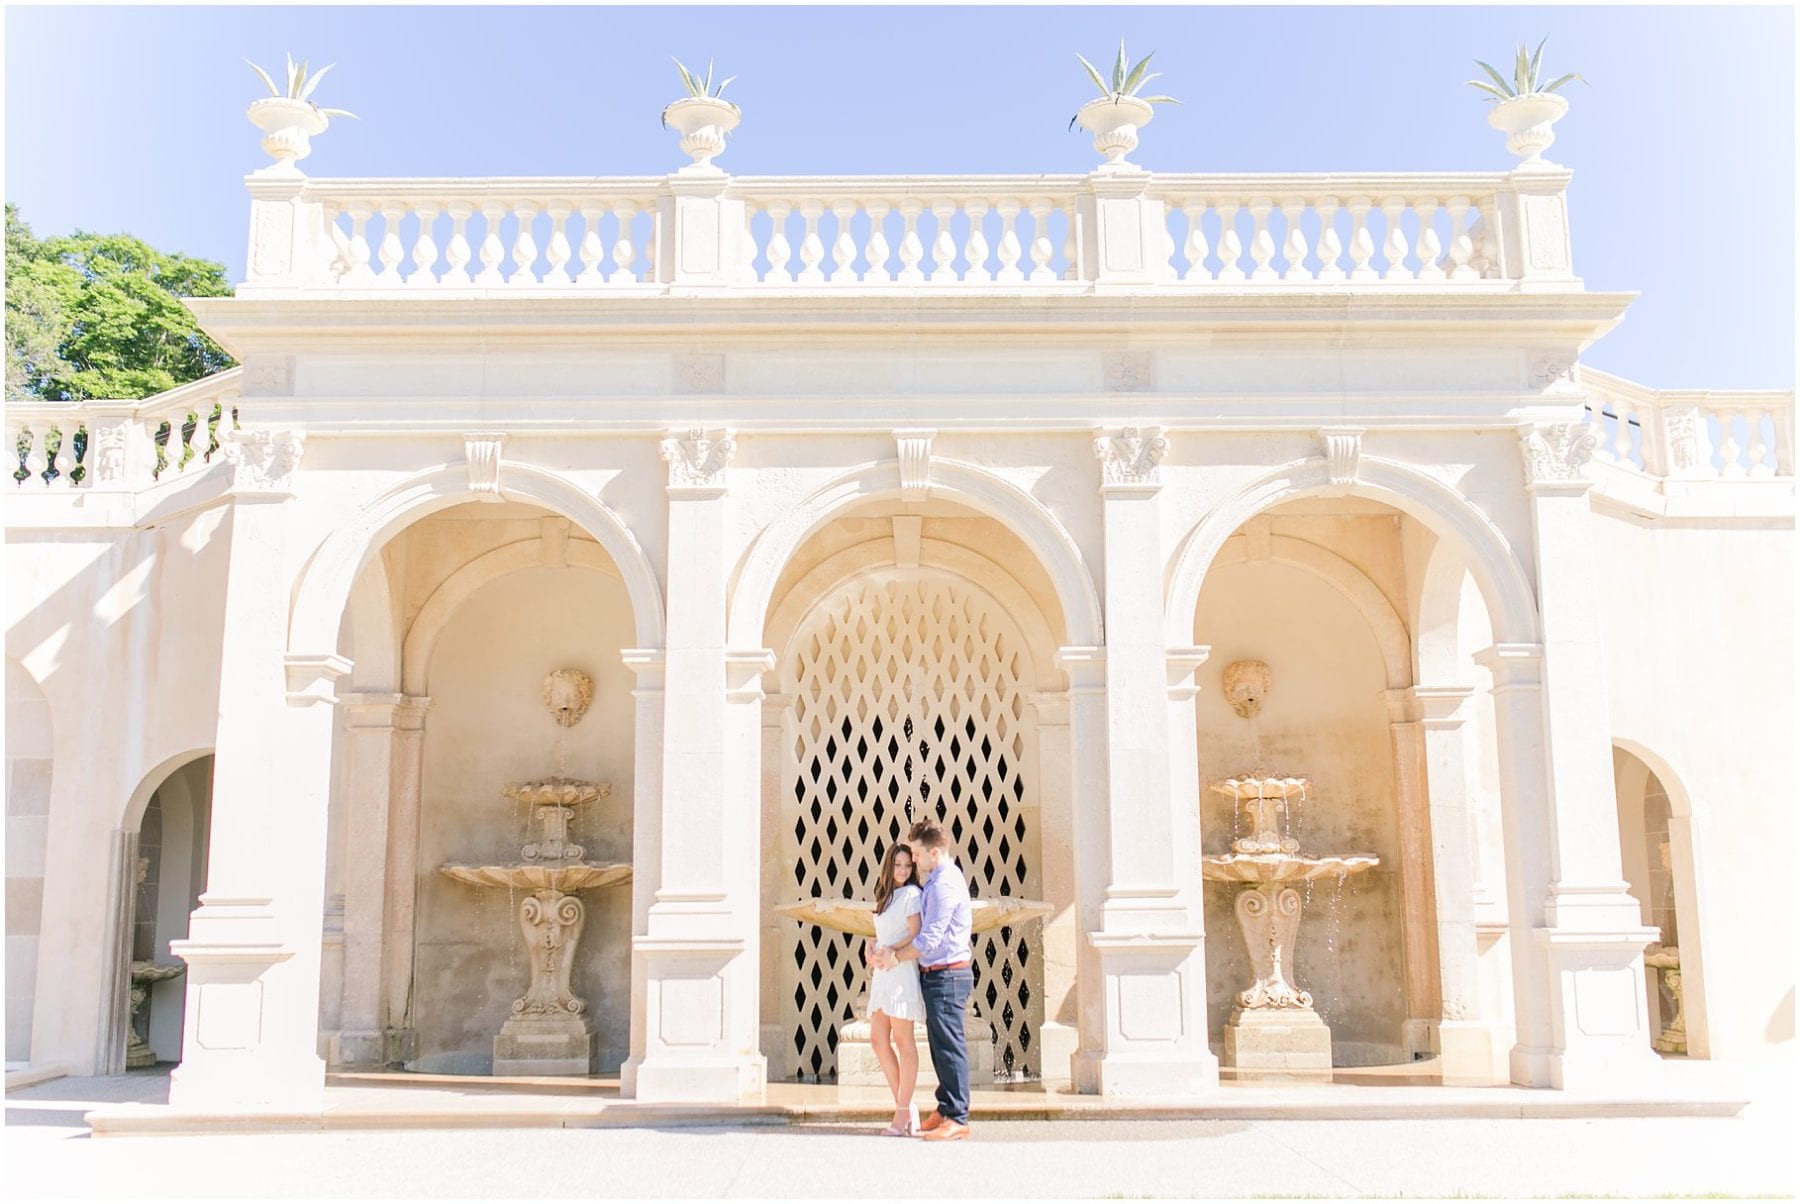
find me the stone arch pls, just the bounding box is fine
[765,537,1063,693]
[121,747,215,834]
[346,557,400,693]
[1212,532,1413,690]
[401,538,623,696]
[289,462,664,660]
[729,458,1102,651]
[1165,457,1538,648]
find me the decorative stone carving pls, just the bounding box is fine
[126,962,185,1069]
[1530,355,1575,388]
[674,352,726,393]
[93,424,128,486]
[894,428,934,502]
[1644,946,1687,1055]
[1221,659,1272,719]
[660,427,735,491]
[1321,428,1362,490]
[1093,426,1168,489]
[464,432,504,498]
[248,357,291,394]
[223,428,304,494]
[1520,422,1599,485]
[1663,407,1705,474]
[1103,350,1155,392]
[541,669,593,728]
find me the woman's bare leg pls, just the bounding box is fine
[890,1017,919,1116]
[869,1010,903,1117]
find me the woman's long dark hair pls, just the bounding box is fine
[873,842,919,915]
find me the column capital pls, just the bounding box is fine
[224,427,305,498]
[1520,422,1599,495]
[284,652,354,706]
[340,690,406,728]
[1055,645,1107,690]
[660,427,735,495]
[1474,642,1544,688]
[1093,426,1167,493]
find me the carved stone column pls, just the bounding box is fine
[627,429,765,1102]
[1073,428,1218,1096]
[169,431,350,1108]
[379,696,430,1064]
[1029,691,1079,1087]
[333,692,403,1067]
[1483,422,1662,1090]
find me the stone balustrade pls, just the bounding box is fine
[7,368,243,491]
[1583,369,1794,481]
[241,166,1581,294]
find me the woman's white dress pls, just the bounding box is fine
[869,884,927,1021]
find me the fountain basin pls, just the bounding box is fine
[1201,853,1379,884]
[439,863,632,892]
[775,895,1052,937]
[502,777,612,808]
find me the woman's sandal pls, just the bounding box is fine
[879,1106,919,1136]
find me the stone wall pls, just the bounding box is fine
[5,657,52,1062]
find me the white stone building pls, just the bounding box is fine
[5,94,1793,1113]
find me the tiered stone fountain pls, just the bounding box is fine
[1203,775,1379,1073]
[439,669,631,1076]
[776,895,1051,1092]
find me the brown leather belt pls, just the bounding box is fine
[922,960,971,972]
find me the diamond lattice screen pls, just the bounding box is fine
[782,569,1038,1081]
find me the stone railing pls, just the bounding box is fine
[1582,368,1794,481]
[239,166,1579,294]
[7,368,243,491]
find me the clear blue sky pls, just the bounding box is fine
[5,5,1793,389]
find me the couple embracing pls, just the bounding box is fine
[863,816,974,1141]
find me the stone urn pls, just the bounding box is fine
[662,96,741,170]
[1074,95,1155,170]
[1487,92,1569,167]
[247,97,331,174]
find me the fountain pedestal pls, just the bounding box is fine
[1201,776,1379,1077]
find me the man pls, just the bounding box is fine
[869,815,974,1141]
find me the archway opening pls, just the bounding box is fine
[121,753,215,1070]
[1613,745,1704,1058]
[759,500,1071,1085]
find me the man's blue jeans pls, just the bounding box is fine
[920,966,974,1123]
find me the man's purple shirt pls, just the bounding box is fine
[911,857,973,966]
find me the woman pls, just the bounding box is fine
[867,840,925,1136]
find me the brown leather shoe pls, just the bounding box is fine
[921,1120,970,1141]
[918,1111,945,1132]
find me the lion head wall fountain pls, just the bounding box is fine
[1203,660,1380,1075]
[439,669,631,1076]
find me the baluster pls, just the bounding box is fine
[1773,406,1795,477]
[1380,197,1410,282]
[929,200,958,284]
[1346,196,1376,281]
[963,200,992,284]
[474,203,507,285]
[797,200,826,284]
[441,203,473,286]
[1028,198,1056,282]
[1062,202,1079,280]
[1215,201,1245,283]
[1314,197,1344,283]
[1247,198,1277,282]
[1162,214,1177,279]
[1413,197,1445,283]
[1443,196,1475,281]
[1746,407,1773,477]
[764,201,794,283]
[50,427,73,487]
[541,203,573,285]
[830,200,860,284]
[1279,197,1310,282]
[863,201,892,284]
[610,201,640,284]
[508,202,540,285]
[1179,201,1209,282]
[344,206,375,283]
[896,200,924,284]
[406,202,439,288]
[23,428,45,487]
[376,204,406,283]
[995,199,1024,284]
[576,202,606,284]
[325,207,352,280]
[1609,394,1637,465]
[1715,408,1744,477]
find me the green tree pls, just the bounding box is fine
[5,203,235,404]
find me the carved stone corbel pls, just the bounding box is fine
[894,429,935,503]
[465,432,505,500]
[660,427,735,494]
[1093,426,1168,491]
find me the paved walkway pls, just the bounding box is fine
[8,1065,1795,1199]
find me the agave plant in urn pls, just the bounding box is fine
[1069,40,1180,171]
[244,54,357,175]
[661,57,740,171]
[1467,36,1586,168]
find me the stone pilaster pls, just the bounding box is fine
[626,429,765,1102]
[1072,428,1218,1096]
[1483,422,1662,1089]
